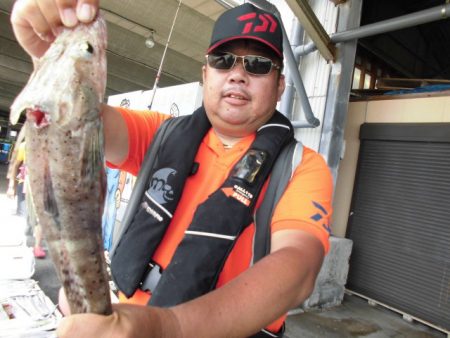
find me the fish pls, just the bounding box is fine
[10,16,112,315]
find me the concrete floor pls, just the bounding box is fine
[0,163,447,337]
[285,295,446,338]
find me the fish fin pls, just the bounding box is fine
[10,102,27,125]
[81,122,103,179]
[10,64,41,125]
[10,78,30,124]
[43,164,60,220]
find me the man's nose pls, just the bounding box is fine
[228,58,248,82]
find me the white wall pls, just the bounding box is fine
[291,0,339,151]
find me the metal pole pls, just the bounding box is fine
[319,0,362,181]
[332,3,450,43]
[148,0,182,110]
[280,20,304,120]
[250,0,320,127]
[295,3,450,57]
[281,20,320,127]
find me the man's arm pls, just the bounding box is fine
[102,104,129,166]
[57,229,324,338]
[172,229,324,337]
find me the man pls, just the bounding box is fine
[11,1,333,337]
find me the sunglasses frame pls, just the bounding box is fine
[205,52,281,76]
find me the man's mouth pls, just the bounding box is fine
[223,89,250,101]
[227,94,246,100]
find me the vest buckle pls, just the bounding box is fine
[140,262,162,293]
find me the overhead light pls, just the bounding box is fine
[145,29,156,49]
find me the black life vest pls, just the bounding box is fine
[111,106,295,306]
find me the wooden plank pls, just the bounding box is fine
[377,77,450,90]
[284,0,335,61]
[350,89,450,102]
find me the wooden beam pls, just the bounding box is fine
[284,0,335,61]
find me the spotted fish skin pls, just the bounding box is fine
[10,16,112,315]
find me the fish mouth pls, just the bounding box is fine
[27,108,51,128]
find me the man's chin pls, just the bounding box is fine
[217,111,250,125]
[214,122,255,139]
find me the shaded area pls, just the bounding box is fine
[28,236,61,305]
[0,163,447,337]
[286,294,446,338]
[0,163,62,305]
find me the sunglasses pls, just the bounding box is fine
[205,52,281,75]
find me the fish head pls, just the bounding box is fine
[10,16,107,128]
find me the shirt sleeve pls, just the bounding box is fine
[271,146,333,254]
[106,107,171,176]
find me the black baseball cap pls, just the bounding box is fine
[207,3,283,58]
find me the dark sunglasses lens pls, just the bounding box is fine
[244,56,272,75]
[208,54,235,70]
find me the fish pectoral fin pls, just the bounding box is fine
[10,104,27,125]
[80,124,103,179]
[44,164,59,219]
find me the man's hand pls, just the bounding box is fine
[10,0,100,59]
[56,304,181,338]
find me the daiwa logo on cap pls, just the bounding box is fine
[207,3,283,57]
[237,12,278,34]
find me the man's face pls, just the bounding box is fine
[202,40,285,138]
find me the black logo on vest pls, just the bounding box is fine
[147,168,177,204]
[142,168,177,221]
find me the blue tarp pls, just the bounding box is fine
[385,84,450,95]
[0,142,12,164]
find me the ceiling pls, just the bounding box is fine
[1,0,449,124]
[0,0,227,123]
[359,0,450,80]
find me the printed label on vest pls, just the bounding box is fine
[221,184,253,206]
[141,201,163,222]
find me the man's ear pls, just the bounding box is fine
[277,74,286,101]
[202,65,207,83]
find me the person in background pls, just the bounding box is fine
[6,140,46,258]
[6,140,26,216]
[11,1,333,337]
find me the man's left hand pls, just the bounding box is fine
[56,303,181,338]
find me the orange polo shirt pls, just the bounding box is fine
[108,107,333,332]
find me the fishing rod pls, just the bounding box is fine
[148,0,183,109]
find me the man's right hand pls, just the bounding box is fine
[10,0,100,59]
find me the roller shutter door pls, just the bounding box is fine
[346,123,450,331]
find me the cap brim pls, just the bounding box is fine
[207,36,283,58]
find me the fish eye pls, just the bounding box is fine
[81,42,94,54]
